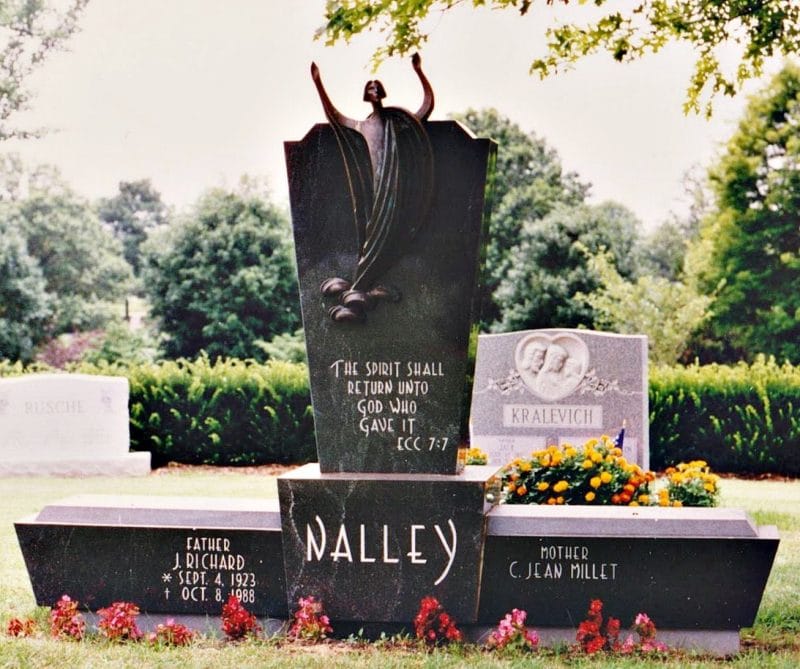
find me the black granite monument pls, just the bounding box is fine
[278,54,500,624]
[16,496,288,619]
[286,55,494,475]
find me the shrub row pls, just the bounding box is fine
[649,356,800,475]
[36,356,315,467]
[1,356,798,473]
[123,357,315,466]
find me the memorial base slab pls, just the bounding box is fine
[477,505,779,654]
[15,495,287,618]
[15,486,778,655]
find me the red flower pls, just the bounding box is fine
[147,618,195,646]
[288,595,332,642]
[221,594,261,640]
[50,595,85,641]
[6,617,35,637]
[576,600,669,655]
[97,601,142,642]
[585,635,605,654]
[413,596,461,646]
[606,616,621,649]
[576,599,616,653]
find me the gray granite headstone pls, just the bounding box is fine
[470,329,648,468]
[0,374,150,476]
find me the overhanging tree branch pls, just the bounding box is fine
[319,1,800,115]
[0,0,90,140]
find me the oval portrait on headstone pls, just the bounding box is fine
[514,332,590,401]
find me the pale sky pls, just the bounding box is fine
[5,0,782,230]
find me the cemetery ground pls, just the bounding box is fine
[0,469,798,668]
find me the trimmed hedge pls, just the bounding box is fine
[650,356,800,475]
[124,357,315,466]
[1,356,798,473]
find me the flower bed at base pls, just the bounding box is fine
[4,593,672,657]
[498,436,720,508]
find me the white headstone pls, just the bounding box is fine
[470,329,648,469]
[0,374,150,476]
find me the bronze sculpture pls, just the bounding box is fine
[311,54,435,322]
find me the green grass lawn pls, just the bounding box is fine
[1,472,798,668]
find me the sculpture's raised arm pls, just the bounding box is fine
[311,62,357,129]
[412,53,434,121]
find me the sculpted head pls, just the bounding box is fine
[363,79,387,103]
[543,344,568,372]
[521,342,548,374]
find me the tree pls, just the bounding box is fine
[142,185,301,360]
[97,180,169,275]
[635,168,711,281]
[0,1,89,139]
[0,160,132,359]
[453,109,588,327]
[694,64,800,362]
[0,218,51,361]
[7,170,133,333]
[320,0,800,115]
[577,250,711,365]
[635,221,689,282]
[81,320,161,366]
[493,201,641,331]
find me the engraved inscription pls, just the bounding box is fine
[304,515,458,586]
[164,535,257,605]
[330,358,450,454]
[503,405,603,429]
[507,543,618,582]
[24,400,85,415]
